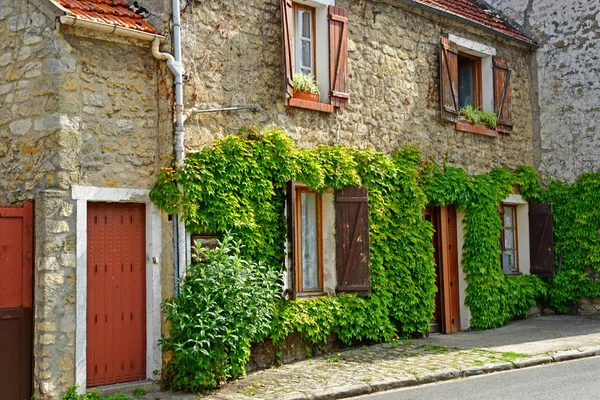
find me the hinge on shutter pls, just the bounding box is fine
[331,91,349,99]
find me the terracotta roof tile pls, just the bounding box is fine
[414,0,534,43]
[56,0,157,34]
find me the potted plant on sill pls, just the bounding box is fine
[292,73,320,102]
[458,105,498,129]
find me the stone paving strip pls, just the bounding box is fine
[138,342,600,400]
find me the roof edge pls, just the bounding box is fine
[59,15,166,43]
[381,0,538,47]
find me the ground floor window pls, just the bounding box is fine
[499,203,518,273]
[295,188,323,294]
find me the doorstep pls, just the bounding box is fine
[92,380,160,397]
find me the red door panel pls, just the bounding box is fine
[87,203,146,387]
[0,202,34,400]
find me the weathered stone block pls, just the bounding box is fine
[46,220,69,234]
[9,118,32,135]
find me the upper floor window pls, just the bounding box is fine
[458,52,482,109]
[440,35,513,134]
[281,0,349,112]
[295,5,315,77]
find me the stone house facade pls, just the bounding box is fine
[0,0,545,398]
[179,0,540,332]
[487,0,600,182]
[0,0,174,398]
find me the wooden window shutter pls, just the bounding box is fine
[529,203,554,277]
[335,186,370,296]
[281,0,294,98]
[493,57,513,134]
[439,37,459,122]
[286,181,297,299]
[328,6,349,107]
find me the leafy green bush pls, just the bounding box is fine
[292,73,319,94]
[459,105,498,129]
[161,236,280,392]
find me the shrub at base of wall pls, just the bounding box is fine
[151,129,548,391]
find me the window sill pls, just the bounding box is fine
[296,291,328,299]
[455,121,498,137]
[289,98,334,113]
[504,271,522,276]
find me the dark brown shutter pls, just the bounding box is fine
[281,0,294,98]
[529,203,554,276]
[335,186,370,296]
[286,181,297,299]
[329,6,349,107]
[493,57,513,134]
[439,37,459,122]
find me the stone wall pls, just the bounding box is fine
[487,0,600,182]
[1,2,173,397]
[179,0,535,174]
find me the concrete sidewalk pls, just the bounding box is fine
[140,315,600,400]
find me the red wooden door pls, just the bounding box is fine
[0,202,34,400]
[87,203,146,387]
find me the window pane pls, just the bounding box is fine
[504,228,515,249]
[301,11,311,38]
[502,250,516,271]
[458,63,474,108]
[300,40,312,70]
[301,192,319,290]
[503,208,514,228]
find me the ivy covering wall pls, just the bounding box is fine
[536,174,600,312]
[151,128,550,338]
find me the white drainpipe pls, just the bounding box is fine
[151,0,187,287]
[60,4,188,289]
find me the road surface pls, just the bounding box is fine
[355,356,600,400]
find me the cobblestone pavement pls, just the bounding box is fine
[187,341,528,400]
[136,316,600,400]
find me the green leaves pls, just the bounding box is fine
[151,128,586,389]
[161,236,280,392]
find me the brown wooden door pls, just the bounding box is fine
[0,202,33,400]
[426,205,461,334]
[87,203,146,387]
[424,207,442,334]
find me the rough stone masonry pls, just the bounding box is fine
[0,1,173,397]
[179,0,536,175]
[488,0,600,182]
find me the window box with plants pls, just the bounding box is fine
[292,73,320,102]
[455,105,500,137]
[288,73,334,113]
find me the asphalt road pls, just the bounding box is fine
[354,356,600,400]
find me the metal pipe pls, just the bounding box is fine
[183,105,258,122]
[171,0,188,293]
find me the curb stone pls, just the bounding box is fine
[369,375,418,392]
[512,355,553,368]
[416,369,460,384]
[479,361,514,373]
[309,383,372,400]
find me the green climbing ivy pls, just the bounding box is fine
[150,128,550,389]
[541,174,600,312]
